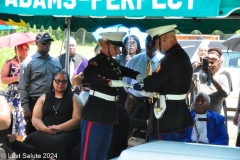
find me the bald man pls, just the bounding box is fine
[58,37,87,79]
[192,45,209,72]
[135,25,193,141]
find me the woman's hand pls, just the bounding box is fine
[44,126,57,134]
[7,134,16,142]
[233,111,239,126]
[126,55,131,62]
[48,125,60,133]
[203,68,213,80]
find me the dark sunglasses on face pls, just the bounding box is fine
[41,41,52,45]
[54,79,68,85]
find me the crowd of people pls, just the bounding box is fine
[0,24,239,160]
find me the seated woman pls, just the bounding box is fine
[183,92,228,145]
[8,71,82,160]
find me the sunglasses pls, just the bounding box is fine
[54,79,68,85]
[41,41,52,45]
[126,41,137,46]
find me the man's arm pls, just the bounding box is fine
[233,91,240,126]
[0,76,11,130]
[19,61,31,112]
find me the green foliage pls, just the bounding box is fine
[0,26,97,45]
[0,48,15,69]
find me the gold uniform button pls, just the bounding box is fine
[111,63,114,65]
[117,88,119,91]
[113,68,115,70]
[119,77,121,80]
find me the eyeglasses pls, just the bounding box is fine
[41,41,52,45]
[126,41,137,46]
[54,79,68,85]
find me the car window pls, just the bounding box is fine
[222,52,240,68]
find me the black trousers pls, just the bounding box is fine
[236,132,240,147]
[25,97,38,135]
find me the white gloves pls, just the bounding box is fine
[136,74,144,83]
[138,91,153,98]
[110,80,132,88]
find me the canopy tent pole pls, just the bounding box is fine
[127,29,130,55]
[64,17,71,75]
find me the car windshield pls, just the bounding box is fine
[222,52,240,68]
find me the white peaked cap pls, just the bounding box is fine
[100,32,127,41]
[146,24,177,37]
[100,32,127,47]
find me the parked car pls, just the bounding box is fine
[178,40,240,111]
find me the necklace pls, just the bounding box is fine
[53,99,62,114]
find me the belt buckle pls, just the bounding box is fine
[115,96,118,102]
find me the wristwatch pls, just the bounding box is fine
[0,90,5,97]
[78,72,84,79]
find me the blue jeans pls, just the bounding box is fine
[80,120,113,160]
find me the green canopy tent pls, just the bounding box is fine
[0,0,240,33]
[1,0,240,72]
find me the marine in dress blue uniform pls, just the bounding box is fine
[136,25,193,141]
[80,32,142,160]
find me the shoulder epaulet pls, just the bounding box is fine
[89,61,98,66]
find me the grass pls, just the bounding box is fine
[0,41,96,90]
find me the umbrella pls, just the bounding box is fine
[0,19,14,30]
[222,33,240,52]
[92,24,148,49]
[0,25,14,30]
[0,19,6,25]
[0,32,36,49]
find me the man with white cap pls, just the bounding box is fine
[134,25,193,141]
[80,32,143,160]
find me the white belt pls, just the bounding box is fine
[89,90,117,101]
[165,94,186,100]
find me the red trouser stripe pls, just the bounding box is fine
[83,121,92,160]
